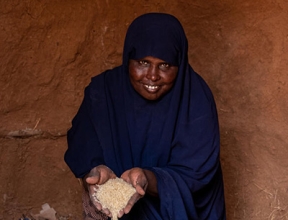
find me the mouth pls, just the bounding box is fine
[143,84,160,92]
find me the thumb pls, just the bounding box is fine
[86,175,100,185]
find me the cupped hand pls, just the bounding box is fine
[118,167,148,218]
[84,165,116,217]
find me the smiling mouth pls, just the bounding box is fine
[143,84,160,93]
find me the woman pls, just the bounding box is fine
[65,13,226,219]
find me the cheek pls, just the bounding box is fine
[129,69,144,81]
[163,72,178,84]
[170,69,178,82]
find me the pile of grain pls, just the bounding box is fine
[92,178,136,220]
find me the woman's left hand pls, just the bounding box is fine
[119,167,148,217]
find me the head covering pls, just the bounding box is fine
[123,13,187,66]
[65,13,226,219]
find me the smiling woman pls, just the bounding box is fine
[128,56,178,100]
[65,13,226,220]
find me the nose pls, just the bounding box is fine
[146,66,160,81]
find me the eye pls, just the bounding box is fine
[139,60,149,66]
[159,63,170,70]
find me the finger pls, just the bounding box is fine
[90,194,102,211]
[88,167,101,177]
[97,167,116,184]
[123,192,140,214]
[93,201,102,211]
[120,172,130,183]
[118,209,124,218]
[124,201,133,214]
[102,208,111,216]
[89,186,102,211]
[86,176,100,184]
[135,184,145,196]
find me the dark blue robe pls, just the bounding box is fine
[65,13,226,220]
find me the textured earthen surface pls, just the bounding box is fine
[1,0,288,219]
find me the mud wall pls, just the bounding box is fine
[1,0,288,219]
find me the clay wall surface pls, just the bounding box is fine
[0,0,287,219]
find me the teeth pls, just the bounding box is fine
[144,85,159,89]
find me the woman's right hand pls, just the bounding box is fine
[83,165,116,217]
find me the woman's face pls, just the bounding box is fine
[129,56,178,100]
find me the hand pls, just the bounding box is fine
[83,165,116,217]
[118,168,148,218]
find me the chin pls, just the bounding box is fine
[142,92,162,101]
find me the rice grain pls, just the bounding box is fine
[92,178,136,220]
